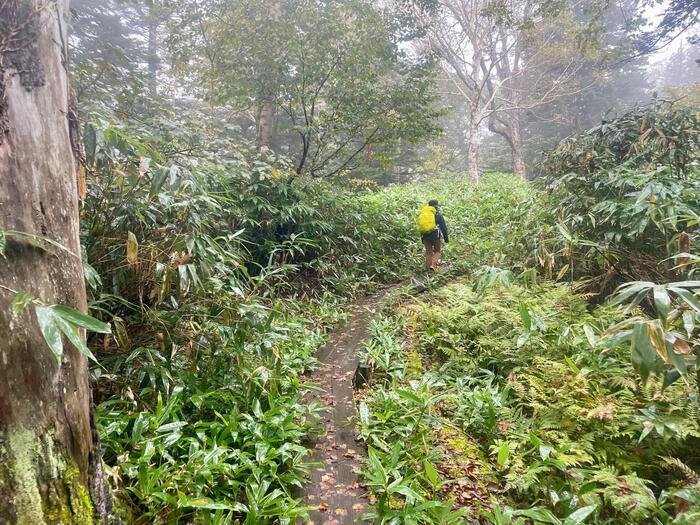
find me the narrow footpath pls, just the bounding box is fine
[300,291,390,524]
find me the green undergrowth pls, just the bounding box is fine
[357,281,700,524]
[82,120,539,523]
[355,103,700,525]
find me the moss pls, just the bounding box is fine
[445,434,485,462]
[39,433,69,486]
[1,427,95,525]
[7,429,46,525]
[47,467,95,525]
[40,465,95,524]
[438,426,495,480]
[44,484,72,524]
[406,348,423,380]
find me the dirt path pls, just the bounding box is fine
[299,291,391,524]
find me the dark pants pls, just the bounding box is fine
[422,230,441,271]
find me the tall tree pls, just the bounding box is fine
[640,0,700,52]
[428,0,491,181]
[168,0,440,176]
[429,0,588,179]
[520,0,651,168]
[662,43,700,86]
[167,0,288,152]
[70,0,168,115]
[1,0,109,521]
[280,0,440,176]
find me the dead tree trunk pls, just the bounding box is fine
[0,1,109,522]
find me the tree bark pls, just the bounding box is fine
[255,0,282,154]
[466,115,480,183]
[509,113,527,179]
[147,12,159,97]
[0,1,109,522]
[255,93,275,153]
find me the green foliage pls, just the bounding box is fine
[10,292,110,364]
[97,327,322,523]
[22,1,700,523]
[605,279,700,389]
[540,101,700,293]
[361,317,407,381]
[81,122,535,522]
[166,0,441,176]
[359,280,700,524]
[79,129,389,521]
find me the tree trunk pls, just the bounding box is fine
[255,93,275,153]
[466,115,480,183]
[0,1,109,522]
[254,0,282,154]
[509,114,527,179]
[147,12,159,97]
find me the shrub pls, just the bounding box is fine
[540,101,700,294]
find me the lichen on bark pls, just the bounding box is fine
[0,428,95,525]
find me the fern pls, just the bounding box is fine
[594,468,661,521]
[661,456,700,484]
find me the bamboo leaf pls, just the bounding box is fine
[663,368,682,390]
[35,306,63,363]
[149,166,169,199]
[631,323,656,383]
[519,303,532,331]
[682,310,695,335]
[564,505,597,525]
[53,315,99,364]
[52,305,111,333]
[396,389,423,405]
[515,507,560,524]
[672,288,700,314]
[583,324,597,347]
[556,263,570,281]
[12,292,34,315]
[423,460,439,486]
[653,285,671,321]
[497,442,510,466]
[177,497,233,510]
[556,223,573,243]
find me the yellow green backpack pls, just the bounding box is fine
[417,205,437,234]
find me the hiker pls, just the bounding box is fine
[417,199,449,272]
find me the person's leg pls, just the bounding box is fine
[431,238,442,270]
[423,238,432,271]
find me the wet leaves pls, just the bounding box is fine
[297,296,383,521]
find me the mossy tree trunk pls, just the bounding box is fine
[0,1,110,523]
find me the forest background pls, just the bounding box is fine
[69,0,699,183]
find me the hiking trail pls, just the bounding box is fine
[299,289,394,524]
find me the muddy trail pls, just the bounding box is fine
[299,289,396,524]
